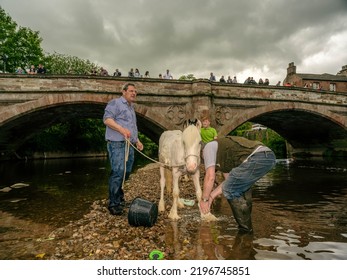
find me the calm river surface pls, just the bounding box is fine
[1,157,347,260]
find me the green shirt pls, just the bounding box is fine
[200,127,218,144]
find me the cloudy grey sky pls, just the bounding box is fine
[2,0,347,84]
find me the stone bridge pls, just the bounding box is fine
[0,74,347,159]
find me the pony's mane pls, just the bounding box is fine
[182,124,201,146]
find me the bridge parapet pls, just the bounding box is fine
[1,74,346,103]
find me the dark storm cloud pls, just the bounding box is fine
[1,0,347,82]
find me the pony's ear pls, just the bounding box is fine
[190,118,202,129]
[183,118,201,129]
[189,118,198,125]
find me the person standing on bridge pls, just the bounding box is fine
[163,69,173,79]
[103,82,144,215]
[199,136,276,233]
[209,72,216,81]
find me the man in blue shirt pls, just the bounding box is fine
[103,82,143,215]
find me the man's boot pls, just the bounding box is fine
[228,196,253,233]
[244,188,252,214]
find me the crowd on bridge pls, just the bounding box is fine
[91,66,275,86]
[15,64,47,75]
[93,67,175,80]
[12,63,279,86]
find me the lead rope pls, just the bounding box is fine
[122,138,166,189]
[125,138,168,166]
[125,139,186,169]
[122,139,131,188]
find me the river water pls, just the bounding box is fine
[0,157,347,260]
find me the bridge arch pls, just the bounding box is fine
[218,101,346,134]
[218,102,347,156]
[0,94,172,152]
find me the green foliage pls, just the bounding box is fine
[62,119,105,152]
[138,133,158,158]
[179,74,196,80]
[0,7,16,44]
[230,122,252,136]
[44,52,99,75]
[266,135,287,158]
[233,122,287,158]
[19,119,161,160]
[19,119,106,154]
[0,6,44,73]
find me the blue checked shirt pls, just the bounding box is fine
[103,96,138,144]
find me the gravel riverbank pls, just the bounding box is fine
[46,163,211,260]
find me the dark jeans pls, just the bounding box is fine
[222,150,276,200]
[107,141,134,208]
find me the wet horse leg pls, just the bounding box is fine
[159,165,166,212]
[164,168,172,194]
[168,167,182,220]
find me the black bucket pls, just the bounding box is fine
[128,197,158,227]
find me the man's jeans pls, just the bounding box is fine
[222,150,276,200]
[107,141,134,208]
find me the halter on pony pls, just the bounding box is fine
[182,119,202,170]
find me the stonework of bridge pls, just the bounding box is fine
[0,74,347,159]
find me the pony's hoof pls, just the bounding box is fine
[178,200,185,208]
[158,201,165,212]
[168,213,181,221]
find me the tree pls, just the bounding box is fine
[10,27,44,71]
[0,6,44,73]
[44,52,99,75]
[0,6,16,72]
[179,74,196,80]
[0,7,16,43]
[232,122,287,158]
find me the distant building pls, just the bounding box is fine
[283,62,347,93]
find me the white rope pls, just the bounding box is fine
[125,138,162,165]
[122,139,131,188]
[124,138,184,169]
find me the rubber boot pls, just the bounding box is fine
[229,231,255,259]
[228,196,253,233]
[244,188,252,214]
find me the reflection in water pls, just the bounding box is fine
[198,223,256,260]
[163,212,257,260]
[255,233,347,260]
[1,158,347,259]
[227,233,256,260]
[161,159,347,260]
[0,158,110,226]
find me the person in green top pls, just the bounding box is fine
[200,116,218,145]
